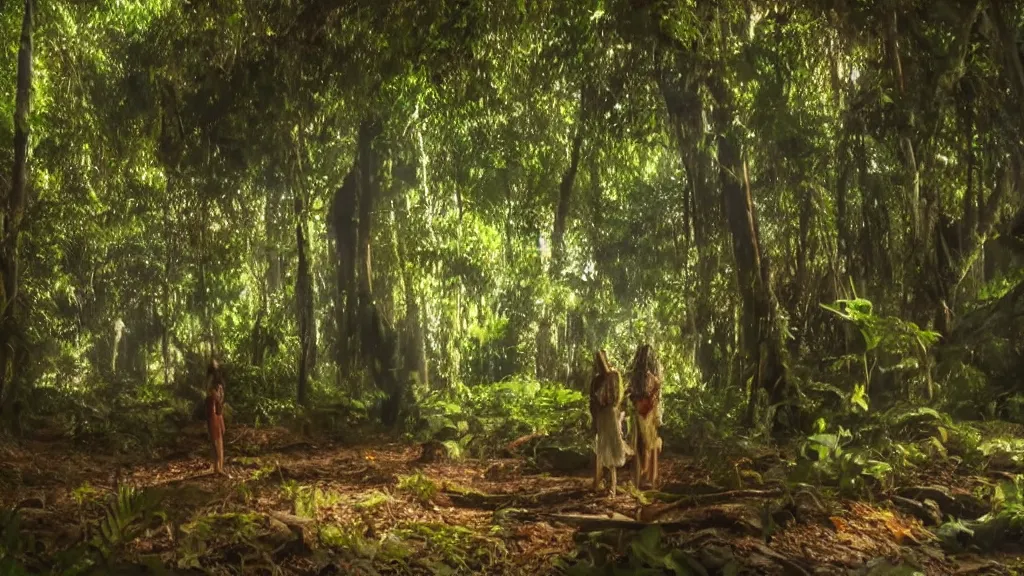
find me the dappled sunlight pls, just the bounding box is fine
[2,0,1024,573]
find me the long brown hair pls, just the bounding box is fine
[628,344,660,399]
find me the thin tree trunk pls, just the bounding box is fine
[394,196,428,389]
[162,176,173,388]
[834,125,853,283]
[254,170,282,368]
[539,115,585,381]
[295,200,313,405]
[0,0,32,425]
[266,174,284,294]
[855,134,875,294]
[294,129,316,406]
[357,120,381,301]
[552,130,584,270]
[200,197,213,358]
[792,184,813,355]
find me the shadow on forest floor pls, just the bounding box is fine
[1,423,1023,575]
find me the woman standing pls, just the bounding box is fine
[206,360,227,476]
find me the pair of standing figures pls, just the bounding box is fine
[590,344,663,496]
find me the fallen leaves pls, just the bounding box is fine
[0,426,1012,575]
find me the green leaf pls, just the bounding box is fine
[629,525,665,566]
[851,384,869,412]
[664,549,708,576]
[861,460,893,480]
[813,418,827,433]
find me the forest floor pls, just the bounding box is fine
[2,423,1023,575]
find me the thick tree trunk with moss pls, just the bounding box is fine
[1,0,33,427]
[330,169,359,380]
[709,75,790,434]
[660,64,728,391]
[354,119,407,427]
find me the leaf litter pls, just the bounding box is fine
[1,425,1021,575]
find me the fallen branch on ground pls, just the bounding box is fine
[505,433,545,454]
[639,487,785,522]
[442,486,592,510]
[507,504,763,537]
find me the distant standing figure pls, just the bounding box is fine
[206,359,227,476]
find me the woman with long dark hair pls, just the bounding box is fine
[206,360,227,476]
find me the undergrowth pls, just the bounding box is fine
[412,377,590,458]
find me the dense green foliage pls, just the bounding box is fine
[0,0,1022,449]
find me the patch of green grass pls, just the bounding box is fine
[394,521,507,572]
[320,523,410,563]
[396,472,438,504]
[354,490,392,511]
[280,480,342,518]
[233,456,262,467]
[438,480,477,496]
[176,512,264,570]
[71,482,101,506]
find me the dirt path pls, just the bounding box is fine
[0,426,1017,575]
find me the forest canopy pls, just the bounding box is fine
[3,0,1024,573]
[0,0,1022,437]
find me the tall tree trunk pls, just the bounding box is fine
[354,119,405,427]
[551,130,584,270]
[538,120,585,381]
[792,184,813,355]
[199,196,213,358]
[161,179,173,387]
[709,75,789,434]
[266,175,284,294]
[252,170,283,367]
[153,80,187,388]
[357,121,381,301]
[295,196,314,406]
[835,134,853,282]
[831,42,856,291]
[662,71,725,391]
[394,195,428,389]
[294,131,316,405]
[330,169,359,381]
[0,0,32,426]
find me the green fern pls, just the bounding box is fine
[93,485,166,558]
[397,472,439,504]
